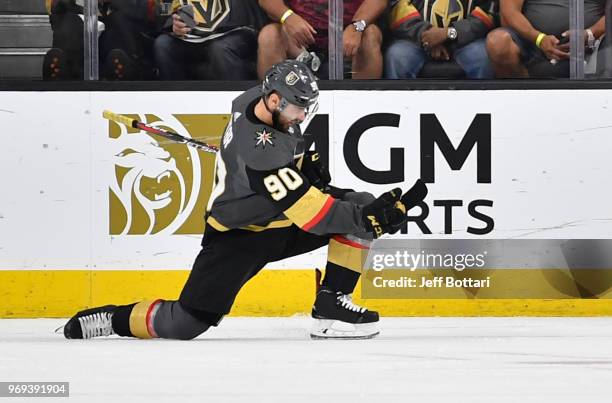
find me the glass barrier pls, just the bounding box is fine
[0,0,83,80]
[0,0,609,81]
[583,0,610,78]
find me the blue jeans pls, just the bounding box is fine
[153,30,257,80]
[384,38,494,79]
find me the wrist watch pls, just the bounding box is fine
[447,26,458,41]
[586,29,596,50]
[352,20,366,32]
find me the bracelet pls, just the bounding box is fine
[280,9,294,24]
[535,32,546,48]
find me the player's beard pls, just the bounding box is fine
[272,109,290,133]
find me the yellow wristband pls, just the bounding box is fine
[535,32,546,48]
[280,9,294,24]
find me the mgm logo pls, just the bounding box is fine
[108,114,227,235]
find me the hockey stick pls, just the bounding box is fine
[102,110,219,154]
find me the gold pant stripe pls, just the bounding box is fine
[129,299,162,339]
[328,238,366,273]
[207,216,230,232]
[207,216,294,232]
[284,186,332,229]
[241,220,293,232]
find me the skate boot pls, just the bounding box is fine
[310,287,379,339]
[63,305,117,339]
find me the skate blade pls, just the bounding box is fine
[310,319,379,340]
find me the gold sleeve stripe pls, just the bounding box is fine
[129,299,162,339]
[390,1,421,30]
[328,238,365,273]
[302,196,335,231]
[45,0,52,14]
[471,7,494,29]
[284,187,334,231]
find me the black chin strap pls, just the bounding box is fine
[263,95,277,116]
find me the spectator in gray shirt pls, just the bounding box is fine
[486,0,605,77]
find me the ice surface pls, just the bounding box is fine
[1,317,611,403]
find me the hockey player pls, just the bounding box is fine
[62,60,427,340]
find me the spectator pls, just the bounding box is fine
[154,0,268,80]
[44,0,85,80]
[43,0,163,80]
[384,0,498,79]
[257,0,387,79]
[486,0,605,78]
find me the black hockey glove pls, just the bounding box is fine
[301,151,331,190]
[362,180,428,239]
[362,188,407,239]
[324,185,355,199]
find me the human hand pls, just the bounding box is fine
[540,35,569,61]
[429,45,450,61]
[343,25,363,58]
[282,13,316,48]
[421,27,448,49]
[556,30,588,53]
[362,188,406,239]
[172,13,191,37]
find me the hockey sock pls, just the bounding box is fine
[111,303,136,337]
[112,300,163,338]
[322,262,360,294]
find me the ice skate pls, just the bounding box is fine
[63,305,117,339]
[310,287,379,339]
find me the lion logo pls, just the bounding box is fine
[109,114,228,235]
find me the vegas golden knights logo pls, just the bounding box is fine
[109,114,227,235]
[180,0,230,33]
[430,0,464,28]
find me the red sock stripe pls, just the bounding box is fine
[145,299,162,338]
[302,196,335,232]
[332,235,369,250]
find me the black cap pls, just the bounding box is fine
[262,60,319,108]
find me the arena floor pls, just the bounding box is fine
[1,317,611,402]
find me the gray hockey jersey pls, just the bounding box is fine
[206,86,365,236]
